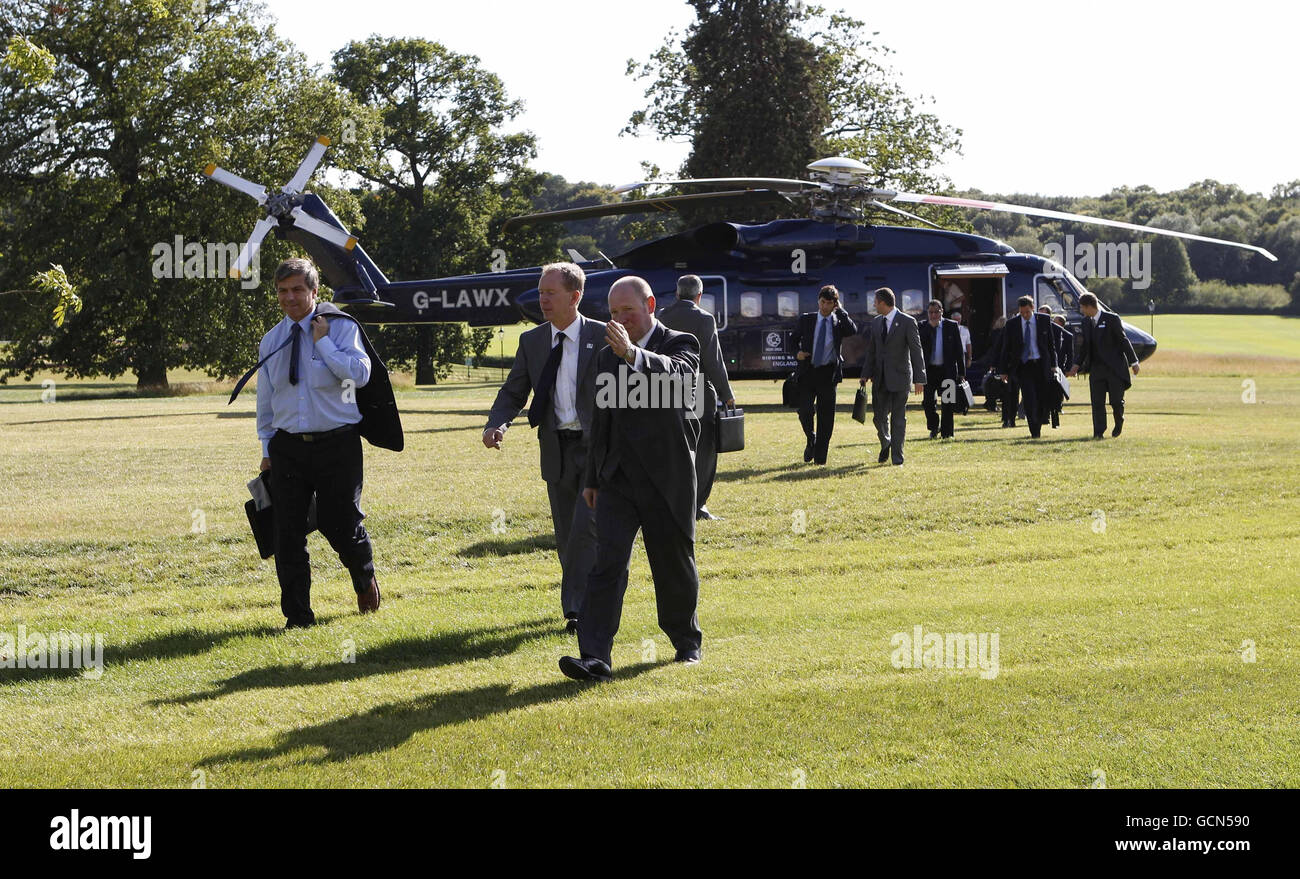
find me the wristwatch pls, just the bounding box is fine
[623,347,636,365]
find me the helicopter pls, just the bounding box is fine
[204,140,1278,390]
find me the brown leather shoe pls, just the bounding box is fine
[357,576,381,614]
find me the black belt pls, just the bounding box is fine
[277,424,356,443]
[555,429,584,441]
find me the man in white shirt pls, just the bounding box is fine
[484,263,608,631]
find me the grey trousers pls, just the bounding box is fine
[546,433,597,617]
[872,386,909,464]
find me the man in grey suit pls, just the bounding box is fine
[484,262,607,631]
[859,287,926,465]
[658,274,735,521]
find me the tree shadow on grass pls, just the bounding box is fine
[197,661,659,766]
[156,618,559,705]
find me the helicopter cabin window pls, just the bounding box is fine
[900,288,926,316]
[777,292,799,318]
[699,294,716,316]
[740,292,763,318]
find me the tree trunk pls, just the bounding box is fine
[135,362,168,391]
[415,325,437,385]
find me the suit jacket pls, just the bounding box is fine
[1051,323,1074,372]
[658,298,733,414]
[1078,310,1137,389]
[791,307,859,384]
[585,322,701,540]
[485,315,605,482]
[999,312,1058,384]
[861,309,927,392]
[918,318,966,384]
[314,303,403,451]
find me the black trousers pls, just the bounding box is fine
[1090,374,1126,436]
[546,431,597,618]
[1013,360,1046,437]
[922,370,955,438]
[694,407,718,511]
[797,364,837,463]
[579,464,701,667]
[269,427,374,624]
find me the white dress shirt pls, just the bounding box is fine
[550,318,581,431]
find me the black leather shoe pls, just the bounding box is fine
[564,615,579,635]
[878,446,890,463]
[284,618,315,630]
[559,655,612,682]
[696,508,722,521]
[1112,419,1123,437]
[929,429,938,439]
[1093,433,1105,440]
[674,648,701,664]
[803,440,815,463]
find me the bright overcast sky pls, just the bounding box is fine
[261,0,1297,197]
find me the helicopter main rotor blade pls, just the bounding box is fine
[204,164,268,204]
[890,191,1278,262]
[868,199,943,229]
[502,189,793,232]
[289,206,358,251]
[283,135,331,195]
[229,215,278,279]
[614,177,827,195]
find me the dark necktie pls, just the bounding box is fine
[528,334,564,428]
[288,323,302,385]
[1022,318,1032,362]
[814,316,829,366]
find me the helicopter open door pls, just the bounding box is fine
[931,262,1008,360]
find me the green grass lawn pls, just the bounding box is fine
[2,349,1298,787]
[1123,313,1300,360]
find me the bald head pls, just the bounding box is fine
[608,276,656,341]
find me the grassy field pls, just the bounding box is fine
[1,320,1298,788]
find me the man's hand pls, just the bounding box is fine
[1067,367,1079,378]
[260,457,271,472]
[605,321,632,359]
[859,376,870,386]
[912,383,924,395]
[796,350,809,361]
[999,374,1009,383]
[725,398,735,408]
[582,487,598,509]
[1132,363,1140,376]
[483,427,505,450]
[311,315,329,342]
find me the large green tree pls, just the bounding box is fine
[625,1,962,224]
[331,36,552,383]
[0,0,377,388]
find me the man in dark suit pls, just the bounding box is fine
[859,287,926,465]
[1047,313,1074,429]
[1069,292,1139,438]
[999,295,1057,438]
[790,285,858,465]
[658,274,735,520]
[484,262,607,632]
[918,299,966,439]
[560,276,703,682]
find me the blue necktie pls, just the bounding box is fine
[288,323,302,385]
[814,317,829,366]
[1022,318,1032,363]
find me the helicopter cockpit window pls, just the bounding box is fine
[900,288,926,315]
[1036,276,1079,313]
[699,294,716,316]
[777,292,798,318]
[740,292,762,318]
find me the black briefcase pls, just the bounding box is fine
[852,386,868,423]
[782,372,800,408]
[716,405,745,453]
[244,471,316,560]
